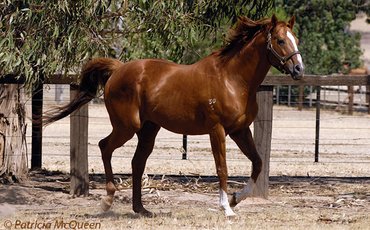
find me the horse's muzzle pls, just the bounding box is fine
[291,64,304,80]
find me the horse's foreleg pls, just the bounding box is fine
[132,122,160,217]
[229,127,262,206]
[210,124,236,217]
[99,130,134,211]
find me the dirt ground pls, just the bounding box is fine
[0,104,369,229]
[0,172,369,230]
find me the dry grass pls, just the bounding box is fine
[1,173,369,230]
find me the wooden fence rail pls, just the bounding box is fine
[1,74,369,197]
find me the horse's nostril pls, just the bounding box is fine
[292,64,303,80]
[294,64,301,72]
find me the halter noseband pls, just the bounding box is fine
[266,31,300,74]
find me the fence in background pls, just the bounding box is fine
[275,85,370,114]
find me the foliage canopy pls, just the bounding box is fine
[0,0,274,86]
[1,0,368,85]
[279,0,368,74]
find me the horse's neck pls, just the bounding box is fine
[225,32,271,91]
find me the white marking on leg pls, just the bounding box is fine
[234,179,256,203]
[287,31,303,67]
[219,189,236,217]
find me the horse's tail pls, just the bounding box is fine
[42,58,123,126]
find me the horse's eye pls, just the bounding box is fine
[277,39,285,46]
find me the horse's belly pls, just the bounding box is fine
[146,107,214,135]
[161,123,209,135]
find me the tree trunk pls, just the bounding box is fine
[0,84,28,182]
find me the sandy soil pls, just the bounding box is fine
[0,172,369,230]
[0,104,369,229]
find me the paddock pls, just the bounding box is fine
[10,74,367,196]
[1,75,370,229]
[0,103,369,229]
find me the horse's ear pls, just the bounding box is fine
[271,14,278,27]
[288,15,295,29]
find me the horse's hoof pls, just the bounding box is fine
[101,196,113,212]
[134,208,156,218]
[228,193,238,208]
[140,210,156,218]
[225,209,237,218]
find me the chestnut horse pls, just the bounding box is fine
[43,15,303,217]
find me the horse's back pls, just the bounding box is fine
[103,57,250,135]
[105,58,219,133]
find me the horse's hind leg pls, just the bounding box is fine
[131,121,160,217]
[229,127,262,206]
[99,129,135,211]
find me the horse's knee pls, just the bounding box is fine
[99,137,111,160]
[98,137,107,151]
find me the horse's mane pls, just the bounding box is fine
[217,17,272,62]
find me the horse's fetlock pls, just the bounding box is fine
[229,192,239,207]
[106,182,117,195]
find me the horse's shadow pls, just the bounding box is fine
[81,210,172,220]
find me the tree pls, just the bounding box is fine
[0,84,27,182]
[278,0,368,74]
[0,0,274,179]
[273,0,369,108]
[1,0,274,82]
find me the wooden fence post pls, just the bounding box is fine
[182,135,187,160]
[366,85,370,114]
[288,85,291,106]
[348,86,354,115]
[315,86,321,162]
[31,81,43,169]
[253,85,273,198]
[298,85,304,111]
[70,86,89,196]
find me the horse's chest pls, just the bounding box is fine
[220,94,258,131]
[245,100,258,124]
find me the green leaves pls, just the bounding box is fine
[0,0,274,88]
[279,0,364,74]
[1,1,107,86]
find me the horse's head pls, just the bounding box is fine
[267,15,304,80]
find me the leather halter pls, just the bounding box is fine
[266,31,300,74]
